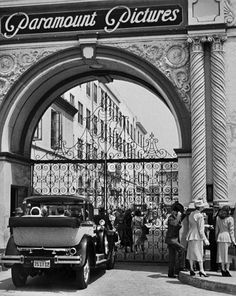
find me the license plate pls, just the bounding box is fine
[33,260,50,268]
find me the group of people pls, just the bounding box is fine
[14,204,85,219]
[109,207,149,253]
[165,197,236,278]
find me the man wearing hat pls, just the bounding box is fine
[165,204,185,278]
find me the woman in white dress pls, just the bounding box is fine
[186,198,210,277]
[215,205,236,277]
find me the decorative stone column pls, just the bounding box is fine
[188,37,207,202]
[211,36,228,203]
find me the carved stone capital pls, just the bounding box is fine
[211,35,227,51]
[187,37,205,52]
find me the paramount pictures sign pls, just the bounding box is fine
[0,4,183,39]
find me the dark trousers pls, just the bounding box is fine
[167,241,185,276]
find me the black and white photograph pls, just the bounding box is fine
[0,0,236,295]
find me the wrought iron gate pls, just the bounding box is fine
[31,133,178,262]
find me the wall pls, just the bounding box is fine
[0,158,31,248]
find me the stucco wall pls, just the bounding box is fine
[225,36,236,206]
[0,159,31,248]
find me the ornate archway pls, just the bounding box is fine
[0,44,191,157]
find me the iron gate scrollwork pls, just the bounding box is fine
[31,104,178,262]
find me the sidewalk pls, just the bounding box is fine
[179,270,236,294]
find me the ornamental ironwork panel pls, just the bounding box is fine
[31,104,178,262]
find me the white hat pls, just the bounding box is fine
[194,198,209,208]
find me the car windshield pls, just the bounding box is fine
[14,196,94,221]
[24,203,86,219]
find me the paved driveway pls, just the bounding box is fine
[0,263,232,296]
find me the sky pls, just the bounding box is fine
[109,80,179,153]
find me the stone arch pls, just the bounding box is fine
[0,45,191,157]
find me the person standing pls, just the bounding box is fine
[186,198,210,277]
[123,208,133,252]
[114,209,125,248]
[165,205,185,278]
[132,209,144,253]
[215,205,236,277]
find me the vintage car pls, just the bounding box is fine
[0,195,117,289]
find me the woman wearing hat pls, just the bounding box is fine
[186,198,210,277]
[215,205,236,277]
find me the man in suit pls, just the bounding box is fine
[165,205,185,278]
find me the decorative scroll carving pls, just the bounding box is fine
[211,36,228,201]
[105,41,190,110]
[224,0,236,26]
[0,41,190,111]
[0,47,64,103]
[188,37,206,202]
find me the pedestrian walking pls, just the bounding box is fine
[186,198,210,277]
[215,205,236,277]
[165,205,185,278]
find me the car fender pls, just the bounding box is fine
[3,235,19,268]
[77,235,96,267]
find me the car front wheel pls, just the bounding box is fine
[76,256,90,289]
[11,264,27,287]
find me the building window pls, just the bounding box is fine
[116,132,119,150]
[109,127,112,143]
[51,110,62,149]
[123,140,126,156]
[116,106,119,122]
[69,93,75,105]
[101,120,104,139]
[86,143,91,160]
[119,111,122,127]
[93,147,98,159]
[77,139,83,159]
[109,101,112,119]
[86,82,91,97]
[127,142,130,157]
[78,101,83,125]
[33,119,42,140]
[101,90,105,109]
[86,109,91,130]
[93,83,98,104]
[93,115,98,135]
[123,116,126,130]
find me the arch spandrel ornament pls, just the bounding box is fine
[224,0,236,26]
[0,40,190,111]
[0,46,67,103]
[104,40,190,110]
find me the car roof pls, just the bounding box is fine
[23,195,91,205]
